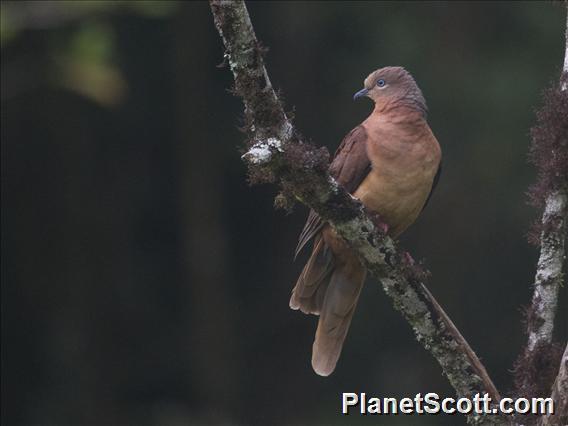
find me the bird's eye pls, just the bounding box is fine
[376,79,386,87]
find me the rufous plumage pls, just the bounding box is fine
[291,66,442,376]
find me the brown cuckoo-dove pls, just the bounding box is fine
[291,66,442,376]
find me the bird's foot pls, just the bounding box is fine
[368,211,389,235]
[402,251,416,266]
[377,221,389,235]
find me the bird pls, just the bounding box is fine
[290,66,442,377]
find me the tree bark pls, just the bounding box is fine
[539,343,568,426]
[533,7,568,426]
[527,190,567,354]
[527,7,568,354]
[515,8,568,420]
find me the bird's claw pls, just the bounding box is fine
[402,251,415,266]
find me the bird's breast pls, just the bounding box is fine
[354,120,441,236]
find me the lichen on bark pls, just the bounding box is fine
[515,13,568,413]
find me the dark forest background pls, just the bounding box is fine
[1,1,567,425]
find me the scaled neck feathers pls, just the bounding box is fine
[382,87,428,119]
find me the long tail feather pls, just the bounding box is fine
[311,260,366,376]
[290,235,333,315]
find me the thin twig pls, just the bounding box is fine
[421,284,501,403]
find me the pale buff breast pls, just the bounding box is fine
[354,117,441,237]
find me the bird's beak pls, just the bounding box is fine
[353,88,369,101]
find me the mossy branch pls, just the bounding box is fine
[514,8,568,423]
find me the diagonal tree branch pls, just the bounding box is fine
[209,1,504,424]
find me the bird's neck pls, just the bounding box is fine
[372,101,426,124]
[373,93,428,120]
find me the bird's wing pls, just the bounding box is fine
[328,126,372,193]
[295,126,371,258]
[421,162,442,213]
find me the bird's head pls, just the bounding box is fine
[353,66,427,115]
